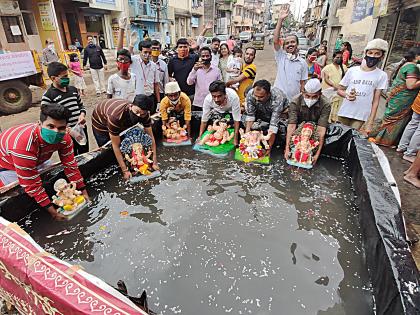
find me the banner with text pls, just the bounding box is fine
[351,0,374,23]
[0,52,37,81]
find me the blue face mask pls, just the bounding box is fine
[41,128,65,144]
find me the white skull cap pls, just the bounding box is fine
[165,81,181,94]
[304,78,322,93]
[365,38,388,54]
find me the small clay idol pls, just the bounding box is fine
[125,143,153,176]
[236,129,273,164]
[287,122,319,169]
[120,127,161,183]
[199,118,234,147]
[52,179,86,219]
[162,117,189,144]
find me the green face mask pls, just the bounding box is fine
[59,77,70,87]
[41,127,65,144]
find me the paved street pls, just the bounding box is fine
[0,43,419,267]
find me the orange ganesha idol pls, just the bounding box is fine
[124,143,153,176]
[287,122,319,169]
[199,118,234,147]
[162,117,188,143]
[119,126,161,182]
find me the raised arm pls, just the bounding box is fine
[117,17,127,51]
[197,22,213,47]
[128,31,138,55]
[274,5,290,51]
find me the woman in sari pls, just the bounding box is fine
[369,47,420,146]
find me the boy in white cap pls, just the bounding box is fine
[284,78,331,165]
[159,81,192,136]
[337,38,389,133]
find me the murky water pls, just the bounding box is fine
[23,148,373,315]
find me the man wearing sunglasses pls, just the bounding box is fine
[107,49,137,102]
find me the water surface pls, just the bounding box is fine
[23,148,373,314]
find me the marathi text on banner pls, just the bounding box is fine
[0,51,37,81]
[351,0,374,23]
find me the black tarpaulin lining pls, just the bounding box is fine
[0,124,418,315]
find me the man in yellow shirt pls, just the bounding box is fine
[227,47,257,107]
[160,82,192,136]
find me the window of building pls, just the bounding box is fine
[1,16,24,43]
[21,12,38,35]
[339,0,347,7]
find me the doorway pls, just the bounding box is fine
[66,13,81,48]
[85,15,106,48]
[329,26,341,54]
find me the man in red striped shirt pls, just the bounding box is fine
[0,104,89,220]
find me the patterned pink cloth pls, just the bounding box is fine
[0,217,147,314]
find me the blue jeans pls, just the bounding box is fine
[92,128,110,147]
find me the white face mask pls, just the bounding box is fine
[304,98,318,108]
[48,44,55,50]
[169,98,179,105]
[286,53,297,61]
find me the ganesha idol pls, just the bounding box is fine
[199,118,234,147]
[125,143,153,176]
[236,129,273,164]
[287,122,320,169]
[120,127,160,182]
[162,117,189,144]
[193,117,236,158]
[52,179,86,219]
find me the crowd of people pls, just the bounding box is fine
[1,7,419,221]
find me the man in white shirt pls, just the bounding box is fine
[337,38,389,133]
[199,80,241,146]
[151,40,169,110]
[196,22,220,68]
[273,6,308,101]
[107,49,136,102]
[117,18,161,112]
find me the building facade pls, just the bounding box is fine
[0,0,128,54]
[191,0,204,37]
[128,0,169,46]
[373,0,419,66]
[215,0,234,35]
[232,0,264,35]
